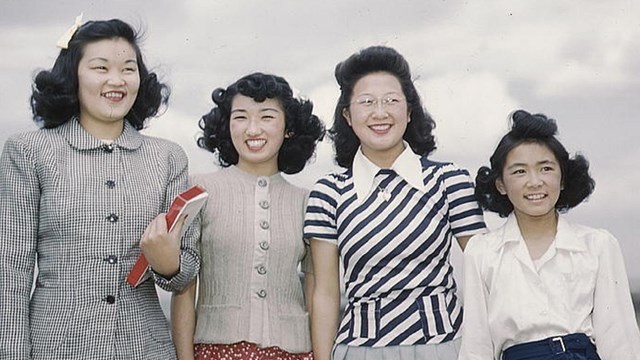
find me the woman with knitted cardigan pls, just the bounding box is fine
[171,72,325,360]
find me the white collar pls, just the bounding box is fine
[352,142,426,201]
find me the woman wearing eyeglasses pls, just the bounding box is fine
[304,46,486,360]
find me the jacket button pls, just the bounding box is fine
[105,180,116,189]
[106,213,119,223]
[102,143,114,153]
[104,295,116,304]
[104,255,118,264]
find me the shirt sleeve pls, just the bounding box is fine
[442,164,486,237]
[458,235,497,360]
[153,144,201,292]
[303,175,340,246]
[591,230,640,359]
[0,135,39,358]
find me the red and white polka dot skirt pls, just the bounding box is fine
[194,342,314,360]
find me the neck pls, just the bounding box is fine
[362,143,405,169]
[79,117,125,140]
[514,210,558,259]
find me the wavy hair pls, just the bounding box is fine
[475,110,595,217]
[197,72,325,174]
[330,46,436,168]
[30,19,169,129]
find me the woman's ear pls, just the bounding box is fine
[342,108,352,127]
[495,178,507,195]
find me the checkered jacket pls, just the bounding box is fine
[0,119,200,359]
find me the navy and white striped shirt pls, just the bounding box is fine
[304,153,485,347]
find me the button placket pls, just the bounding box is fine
[251,176,271,305]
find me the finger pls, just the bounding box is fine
[169,215,186,233]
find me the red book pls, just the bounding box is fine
[127,185,208,287]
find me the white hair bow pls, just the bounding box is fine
[56,13,83,49]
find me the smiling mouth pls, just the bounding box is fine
[246,139,266,150]
[525,194,547,200]
[103,91,125,101]
[369,124,391,133]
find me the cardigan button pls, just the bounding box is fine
[257,289,267,298]
[259,220,269,230]
[259,200,270,209]
[259,241,270,251]
[257,178,267,187]
[257,265,267,275]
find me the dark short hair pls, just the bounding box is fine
[475,110,595,217]
[197,72,325,174]
[330,46,436,168]
[30,19,169,130]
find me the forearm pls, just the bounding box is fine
[311,292,340,360]
[171,280,197,360]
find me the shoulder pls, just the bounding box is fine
[139,134,188,166]
[2,128,61,156]
[282,179,309,198]
[141,134,186,154]
[465,229,502,256]
[189,169,229,192]
[312,168,352,190]
[565,219,621,253]
[420,157,472,179]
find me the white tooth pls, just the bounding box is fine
[247,139,266,148]
[526,194,545,200]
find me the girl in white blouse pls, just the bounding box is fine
[459,110,640,360]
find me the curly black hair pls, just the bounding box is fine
[197,72,325,174]
[330,46,437,168]
[475,110,595,217]
[30,19,169,130]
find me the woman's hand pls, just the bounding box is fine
[139,214,185,277]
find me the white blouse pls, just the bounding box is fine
[459,214,640,360]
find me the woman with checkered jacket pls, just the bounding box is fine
[0,17,199,359]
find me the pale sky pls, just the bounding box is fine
[1,0,639,313]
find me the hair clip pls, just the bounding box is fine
[56,13,83,49]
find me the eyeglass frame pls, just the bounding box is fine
[350,95,406,109]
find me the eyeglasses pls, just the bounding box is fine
[351,96,405,109]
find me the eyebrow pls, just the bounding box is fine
[230,107,281,114]
[506,159,558,170]
[87,57,138,64]
[356,91,403,97]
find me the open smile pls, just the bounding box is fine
[369,123,392,134]
[524,193,547,201]
[102,91,125,101]
[246,138,267,150]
